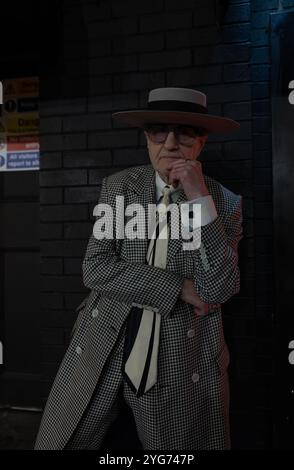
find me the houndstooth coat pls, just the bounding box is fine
[35,163,243,450]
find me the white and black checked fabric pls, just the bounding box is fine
[122,186,174,397]
[34,163,243,450]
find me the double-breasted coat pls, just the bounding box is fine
[35,163,243,450]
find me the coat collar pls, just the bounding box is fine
[127,163,188,205]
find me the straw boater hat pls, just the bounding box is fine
[112,87,240,134]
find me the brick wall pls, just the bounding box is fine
[250,0,294,448]
[39,0,294,448]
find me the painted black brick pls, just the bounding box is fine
[37,0,294,449]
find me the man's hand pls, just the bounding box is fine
[180,278,220,317]
[166,159,209,200]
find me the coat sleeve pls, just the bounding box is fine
[183,193,243,304]
[82,176,183,319]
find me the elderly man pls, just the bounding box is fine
[35,87,243,450]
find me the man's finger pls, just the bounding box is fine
[193,307,207,317]
[166,160,192,170]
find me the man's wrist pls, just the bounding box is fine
[186,189,210,200]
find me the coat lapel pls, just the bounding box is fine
[166,175,216,264]
[125,164,156,262]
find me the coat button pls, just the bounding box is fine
[92,308,99,318]
[75,346,83,356]
[192,372,200,383]
[187,329,195,338]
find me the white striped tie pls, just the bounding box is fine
[123,185,173,396]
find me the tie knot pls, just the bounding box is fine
[161,185,172,204]
[162,184,171,192]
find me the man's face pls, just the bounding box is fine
[144,123,208,184]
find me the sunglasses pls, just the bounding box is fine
[144,123,205,146]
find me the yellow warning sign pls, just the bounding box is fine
[5,113,39,134]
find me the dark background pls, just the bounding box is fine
[0,0,294,450]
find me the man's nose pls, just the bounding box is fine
[164,131,179,149]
